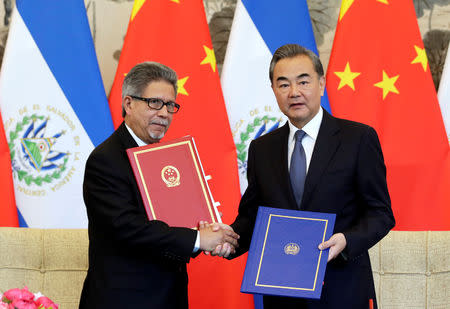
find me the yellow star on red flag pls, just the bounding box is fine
[377,0,389,4]
[170,0,180,3]
[200,45,216,72]
[177,76,189,96]
[339,0,355,21]
[374,70,399,100]
[131,0,146,21]
[411,45,428,71]
[334,62,361,90]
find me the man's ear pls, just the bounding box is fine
[319,76,326,96]
[123,96,133,115]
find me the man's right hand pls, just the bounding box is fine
[198,221,239,256]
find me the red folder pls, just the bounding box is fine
[126,136,220,228]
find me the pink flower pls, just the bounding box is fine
[3,287,34,303]
[35,297,58,309]
[10,298,37,309]
[0,301,8,309]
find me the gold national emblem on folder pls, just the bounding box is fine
[161,165,180,187]
[284,243,300,255]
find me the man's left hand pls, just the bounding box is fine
[318,233,347,262]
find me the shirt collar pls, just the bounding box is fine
[125,123,147,146]
[288,107,323,142]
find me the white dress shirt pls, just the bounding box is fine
[287,107,323,173]
[125,123,201,252]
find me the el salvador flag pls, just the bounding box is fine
[221,1,329,307]
[222,0,330,194]
[0,0,114,228]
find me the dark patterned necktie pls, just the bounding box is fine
[290,130,307,208]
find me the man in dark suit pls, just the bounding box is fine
[79,61,239,309]
[212,44,395,308]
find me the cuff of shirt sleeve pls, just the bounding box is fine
[193,230,200,253]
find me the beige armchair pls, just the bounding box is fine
[0,228,88,309]
[369,231,449,308]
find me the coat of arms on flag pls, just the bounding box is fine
[8,114,71,188]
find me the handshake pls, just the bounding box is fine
[198,221,240,258]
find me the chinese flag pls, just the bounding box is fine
[108,0,252,307]
[327,0,450,230]
[0,111,18,226]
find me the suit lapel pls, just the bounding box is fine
[268,122,298,210]
[117,122,139,150]
[301,110,341,208]
[116,122,144,208]
[272,123,298,209]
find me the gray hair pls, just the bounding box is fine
[269,44,324,83]
[121,61,178,117]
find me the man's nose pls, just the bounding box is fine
[157,105,170,117]
[289,84,302,97]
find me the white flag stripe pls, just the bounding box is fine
[221,0,286,193]
[438,41,450,143]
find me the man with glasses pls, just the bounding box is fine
[79,61,239,309]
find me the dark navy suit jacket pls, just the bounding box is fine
[231,110,395,309]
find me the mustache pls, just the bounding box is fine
[150,119,169,126]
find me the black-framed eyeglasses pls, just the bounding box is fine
[129,95,180,113]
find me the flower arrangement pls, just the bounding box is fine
[0,287,58,309]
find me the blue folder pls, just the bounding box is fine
[240,206,336,299]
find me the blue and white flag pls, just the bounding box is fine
[221,0,330,194]
[0,0,114,228]
[438,41,450,144]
